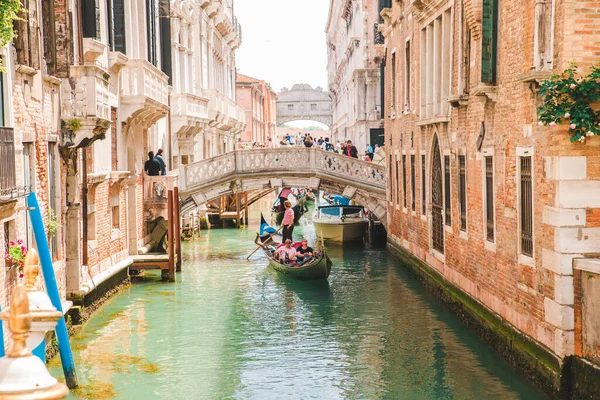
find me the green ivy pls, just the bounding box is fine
[537,63,600,142]
[0,0,23,66]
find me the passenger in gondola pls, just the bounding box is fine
[281,200,295,242]
[274,239,297,264]
[296,238,314,263]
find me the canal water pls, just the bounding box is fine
[50,202,551,399]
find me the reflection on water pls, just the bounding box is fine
[50,202,550,399]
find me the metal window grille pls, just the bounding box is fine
[485,156,494,242]
[431,138,444,253]
[402,154,407,208]
[421,154,426,215]
[444,155,451,226]
[395,155,399,206]
[459,155,467,231]
[0,127,16,193]
[411,154,416,211]
[520,156,533,256]
[374,23,384,45]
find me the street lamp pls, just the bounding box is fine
[0,285,69,398]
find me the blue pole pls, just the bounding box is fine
[33,340,46,362]
[0,304,4,357]
[27,193,78,388]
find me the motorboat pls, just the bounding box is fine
[312,205,369,242]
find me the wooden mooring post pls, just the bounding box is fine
[167,189,175,281]
[235,192,241,228]
[244,191,249,225]
[174,186,182,272]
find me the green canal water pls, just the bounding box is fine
[50,206,551,399]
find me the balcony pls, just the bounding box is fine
[119,59,169,127]
[171,93,210,139]
[62,64,112,148]
[204,89,246,134]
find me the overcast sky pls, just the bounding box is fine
[235,0,329,93]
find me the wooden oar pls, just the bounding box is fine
[247,225,283,260]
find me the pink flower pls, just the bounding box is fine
[9,241,14,246]
[19,273,23,279]
[549,122,557,127]
[564,113,571,119]
[570,83,576,89]
[20,246,26,254]
[570,123,576,130]
[538,121,544,126]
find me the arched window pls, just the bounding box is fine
[431,135,444,253]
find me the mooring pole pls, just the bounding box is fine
[167,189,175,281]
[27,193,78,388]
[174,186,182,272]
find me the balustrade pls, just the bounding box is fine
[181,148,385,193]
[71,65,110,121]
[171,93,210,121]
[120,59,169,106]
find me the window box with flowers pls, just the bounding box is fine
[537,63,600,143]
[4,239,27,278]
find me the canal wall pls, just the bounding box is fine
[387,237,600,399]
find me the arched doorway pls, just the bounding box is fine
[431,135,444,253]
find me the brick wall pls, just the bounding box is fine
[383,0,600,362]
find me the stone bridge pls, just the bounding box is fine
[178,148,387,226]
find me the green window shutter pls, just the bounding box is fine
[481,0,498,83]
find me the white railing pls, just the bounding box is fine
[71,65,110,121]
[171,93,210,120]
[120,59,169,106]
[181,147,385,194]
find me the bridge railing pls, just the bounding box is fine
[179,147,386,193]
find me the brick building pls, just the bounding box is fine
[236,73,277,148]
[381,0,600,393]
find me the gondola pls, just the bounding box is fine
[254,234,332,280]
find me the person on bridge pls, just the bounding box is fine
[366,144,374,161]
[281,200,295,243]
[155,148,167,175]
[144,151,160,176]
[322,137,334,152]
[304,134,313,148]
[344,140,358,158]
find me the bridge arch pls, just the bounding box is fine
[178,148,387,226]
[276,84,333,127]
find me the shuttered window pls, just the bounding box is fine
[113,0,126,53]
[82,0,100,39]
[421,154,426,215]
[481,0,498,83]
[402,154,407,208]
[444,156,451,226]
[147,0,157,66]
[395,155,399,206]
[520,156,533,256]
[459,155,467,231]
[485,156,494,242]
[159,0,172,83]
[411,154,416,211]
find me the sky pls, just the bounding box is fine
[235,0,330,93]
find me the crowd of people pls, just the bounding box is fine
[279,133,380,162]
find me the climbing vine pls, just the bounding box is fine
[0,0,23,67]
[538,63,600,143]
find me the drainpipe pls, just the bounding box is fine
[81,149,88,267]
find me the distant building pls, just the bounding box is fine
[326,0,384,152]
[236,73,277,148]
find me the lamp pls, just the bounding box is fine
[0,285,69,398]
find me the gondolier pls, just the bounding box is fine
[281,200,295,242]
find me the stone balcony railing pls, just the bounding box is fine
[119,59,169,127]
[204,89,246,133]
[71,65,111,121]
[171,93,210,139]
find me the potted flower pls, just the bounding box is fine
[4,239,27,278]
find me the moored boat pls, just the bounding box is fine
[312,205,369,242]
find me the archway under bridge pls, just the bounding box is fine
[177,147,387,227]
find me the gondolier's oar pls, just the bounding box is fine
[247,226,283,260]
